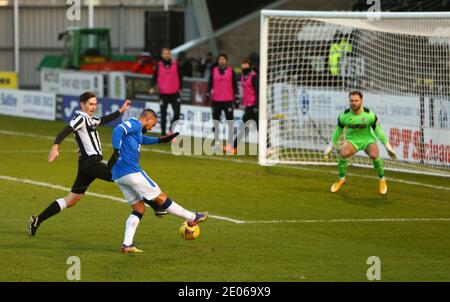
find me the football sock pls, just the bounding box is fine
[143,198,163,212]
[337,156,348,179]
[123,211,142,246]
[161,198,196,221]
[37,198,67,225]
[372,157,385,179]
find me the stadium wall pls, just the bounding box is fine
[183,0,355,67]
[0,3,178,88]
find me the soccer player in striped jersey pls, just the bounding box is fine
[324,91,397,194]
[28,91,131,236]
[107,109,208,253]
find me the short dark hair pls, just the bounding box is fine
[241,57,252,66]
[79,91,96,104]
[217,53,228,61]
[140,109,157,119]
[349,90,363,99]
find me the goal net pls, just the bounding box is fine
[259,10,450,177]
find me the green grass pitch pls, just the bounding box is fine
[0,115,449,282]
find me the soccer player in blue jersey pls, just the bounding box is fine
[107,109,208,253]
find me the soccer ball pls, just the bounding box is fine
[179,221,200,240]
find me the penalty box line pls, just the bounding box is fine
[1,129,450,192]
[0,175,449,225]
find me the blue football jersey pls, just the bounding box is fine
[111,117,160,180]
[111,118,144,180]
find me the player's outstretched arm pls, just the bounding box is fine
[158,132,179,143]
[324,123,343,159]
[372,122,397,160]
[99,99,132,126]
[141,136,160,145]
[141,132,179,145]
[107,125,127,168]
[48,125,74,162]
[119,99,132,113]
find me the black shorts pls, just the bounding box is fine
[159,93,180,104]
[71,156,112,194]
[159,93,181,135]
[243,105,259,129]
[211,101,234,121]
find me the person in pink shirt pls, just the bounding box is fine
[230,58,259,154]
[206,53,239,151]
[149,47,183,136]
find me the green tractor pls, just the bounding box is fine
[37,27,154,74]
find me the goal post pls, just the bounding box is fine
[259,10,450,177]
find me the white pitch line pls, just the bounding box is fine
[209,215,246,224]
[0,175,449,225]
[275,165,450,192]
[1,129,450,192]
[0,149,79,154]
[0,129,55,140]
[242,217,450,224]
[0,150,55,154]
[0,175,126,203]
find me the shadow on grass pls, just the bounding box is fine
[3,231,119,254]
[334,192,391,208]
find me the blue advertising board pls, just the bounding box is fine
[61,95,146,128]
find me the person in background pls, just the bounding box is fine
[200,52,215,79]
[149,47,182,136]
[248,51,260,74]
[230,58,259,154]
[177,51,193,78]
[206,53,239,151]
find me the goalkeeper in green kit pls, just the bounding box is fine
[324,91,397,194]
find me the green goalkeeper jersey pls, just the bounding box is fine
[331,107,388,150]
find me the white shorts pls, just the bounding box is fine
[114,171,161,205]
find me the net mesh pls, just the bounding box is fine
[262,15,450,176]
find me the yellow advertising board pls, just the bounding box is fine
[0,72,18,89]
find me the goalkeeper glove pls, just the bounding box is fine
[107,149,120,169]
[384,142,397,160]
[159,132,179,143]
[324,142,334,160]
